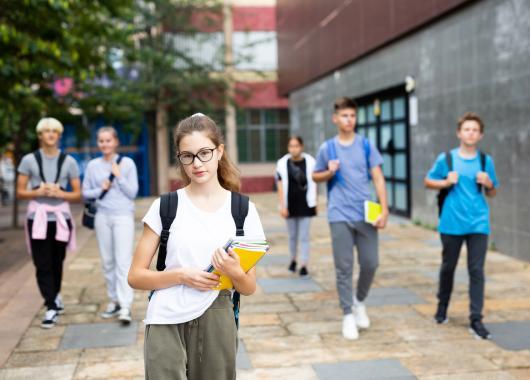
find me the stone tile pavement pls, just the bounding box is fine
[1,193,530,379]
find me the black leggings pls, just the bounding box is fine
[437,233,488,322]
[28,220,71,310]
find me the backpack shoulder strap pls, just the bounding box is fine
[363,137,371,180]
[326,138,337,161]
[445,151,453,173]
[157,191,179,271]
[33,150,46,183]
[231,192,249,237]
[480,151,486,171]
[54,152,67,183]
[107,155,123,183]
[478,151,487,192]
[99,155,123,200]
[326,137,344,191]
[230,191,249,329]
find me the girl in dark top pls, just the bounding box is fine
[275,136,317,276]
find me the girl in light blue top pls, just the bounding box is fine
[82,126,138,324]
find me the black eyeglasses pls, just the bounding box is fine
[177,147,217,165]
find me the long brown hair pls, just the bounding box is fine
[174,114,241,192]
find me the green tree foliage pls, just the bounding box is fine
[125,0,226,120]
[0,0,226,153]
[0,0,228,226]
[0,0,136,153]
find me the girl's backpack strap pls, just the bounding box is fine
[156,191,179,271]
[230,191,249,329]
[231,192,249,237]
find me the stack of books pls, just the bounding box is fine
[206,238,270,290]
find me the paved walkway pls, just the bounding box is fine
[1,193,530,379]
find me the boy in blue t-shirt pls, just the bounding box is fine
[425,112,498,340]
[313,97,389,340]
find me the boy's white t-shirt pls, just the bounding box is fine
[142,188,265,325]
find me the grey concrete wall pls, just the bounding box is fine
[288,0,530,261]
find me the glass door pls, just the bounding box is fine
[355,87,410,216]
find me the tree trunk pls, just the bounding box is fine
[155,94,169,194]
[146,111,159,196]
[223,0,238,164]
[11,116,29,228]
[12,173,19,228]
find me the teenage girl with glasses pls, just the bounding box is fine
[128,114,265,380]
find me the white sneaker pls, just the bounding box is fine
[55,294,65,315]
[118,308,132,324]
[101,302,121,319]
[342,314,359,340]
[353,297,370,329]
[41,309,59,329]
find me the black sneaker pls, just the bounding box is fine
[434,303,448,324]
[41,309,59,329]
[299,267,308,276]
[288,260,297,273]
[469,320,491,340]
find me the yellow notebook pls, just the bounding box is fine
[364,200,382,224]
[208,240,269,290]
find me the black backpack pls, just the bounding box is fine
[437,151,486,216]
[154,190,249,329]
[33,150,67,190]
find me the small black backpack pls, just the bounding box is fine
[32,150,67,190]
[153,190,249,329]
[437,151,486,216]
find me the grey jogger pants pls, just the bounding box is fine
[286,216,311,265]
[144,290,237,380]
[330,221,379,315]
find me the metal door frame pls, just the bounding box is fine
[354,84,411,217]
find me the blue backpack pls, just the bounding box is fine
[326,136,371,192]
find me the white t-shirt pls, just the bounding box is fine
[142,188,266,325]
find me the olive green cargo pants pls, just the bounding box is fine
[144,290,237,380]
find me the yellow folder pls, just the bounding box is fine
[212,245,268,290]
[364,200,382,224]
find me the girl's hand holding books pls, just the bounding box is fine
[178,268,220,291]
[212,247,245,280]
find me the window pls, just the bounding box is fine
[237,109,290,163]
[233,31,278,71]
[168,108,290,164]
[249,109,261,125]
